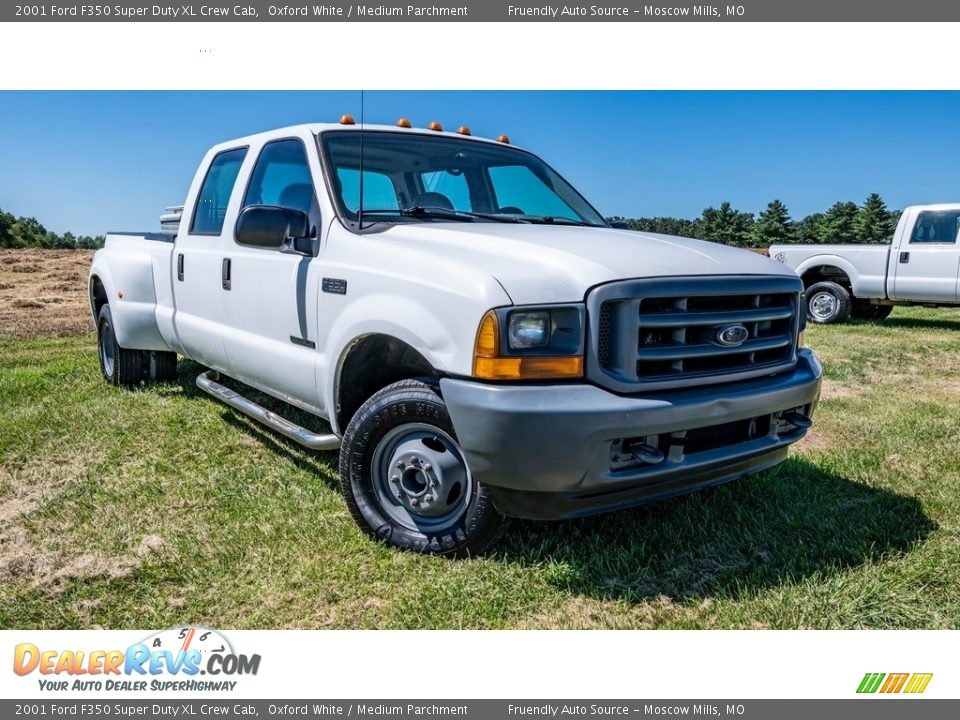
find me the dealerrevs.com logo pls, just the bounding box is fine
[13,627,261,693]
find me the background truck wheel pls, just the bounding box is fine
[805,281,852,324]
[851,300,893,321]
[339,378,507,557]
[97,304,178,386]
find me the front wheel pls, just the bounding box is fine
[805,281,852,324]
[339,378,507,557]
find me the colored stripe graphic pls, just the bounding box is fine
[857,672,932,694]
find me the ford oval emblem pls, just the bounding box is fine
[716,324,749,347]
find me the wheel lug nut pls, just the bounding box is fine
[410,498,419,507]
[390,475,400,483]
[423,464,432,472]
[395,460,404,469]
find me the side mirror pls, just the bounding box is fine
[609,220,631,230]
[235,205,310,249]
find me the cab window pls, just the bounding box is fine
[191,147,247,234]
[910,210,960,243]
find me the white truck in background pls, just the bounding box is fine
[89,118,822,556]
[771,204,960,324]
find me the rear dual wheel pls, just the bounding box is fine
[97,304,178,387]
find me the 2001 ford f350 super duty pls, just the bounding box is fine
[771,204,960,324]
[89,117,822,556]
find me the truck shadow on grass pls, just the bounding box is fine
[851,315,960,332]
[160,360,339,487]
[496,457,936,603]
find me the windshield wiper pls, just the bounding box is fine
[521,215,592,227]
[359,206,527,224]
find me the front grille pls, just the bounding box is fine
[590,276,802,392]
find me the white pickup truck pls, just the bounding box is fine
[89,118,822,556]
[771,204,960,324]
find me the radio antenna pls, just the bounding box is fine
[357,89,365,230]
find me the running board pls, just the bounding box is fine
[196,370,341,451]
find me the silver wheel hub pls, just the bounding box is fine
[372,423,472,532]
[99,323,115,377]
[810,291,836,319]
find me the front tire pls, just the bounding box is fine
[339,378,507,557]
[805,281,852,324]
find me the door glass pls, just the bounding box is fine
[190,147,248,234]
[244,139,315,216]
[910,210,960,243]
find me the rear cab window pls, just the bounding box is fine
[190,147,248,235]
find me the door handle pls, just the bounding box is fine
[221,258,231,291]
[177,253,184,281]
[899,251,910,263]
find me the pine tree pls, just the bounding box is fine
[817,201,860,244]
[751,199,794,247]
[698,202,755,246]
[855,193,896,244]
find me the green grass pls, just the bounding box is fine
[1,307,959,629]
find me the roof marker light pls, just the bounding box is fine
[339,114,356,125]
[427,121,443,131]
[496,134,510,144]
[396,117,412,128]
[456,126,471,136]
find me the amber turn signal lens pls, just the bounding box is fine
[496,134,510,144]
[339,114,356,125]
[396,117,412,128]
[474,356,584,380]
[474,311,499,359]
[457,125,471,136]
[427,121,443,131]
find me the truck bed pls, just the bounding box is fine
[769,243,891,298]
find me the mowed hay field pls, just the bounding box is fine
[0,248,958,629]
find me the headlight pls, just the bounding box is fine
[507,311,550,349]
[474,305,585,380]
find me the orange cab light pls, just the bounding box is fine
[427,121,443,131]
[339,114,356,125]
[396,117,413,128]
[456,126,471,136]
[496,134,510,144]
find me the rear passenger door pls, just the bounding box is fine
[173,146,247,370]
[220,138,325,410]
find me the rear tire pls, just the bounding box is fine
[805,281,852,324]
[851,300,893,321]
[339,377,507,557]
[97,304,178,386]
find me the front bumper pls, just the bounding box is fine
[440,348,822,520]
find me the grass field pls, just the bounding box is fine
[1,250,959,629]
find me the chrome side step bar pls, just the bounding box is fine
[196,370,341,451]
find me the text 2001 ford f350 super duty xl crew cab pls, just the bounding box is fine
[89,117,822,556]
[771,203,960,324]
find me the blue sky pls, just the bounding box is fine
[1,91,959,236]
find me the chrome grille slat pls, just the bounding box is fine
[589,275,803,393]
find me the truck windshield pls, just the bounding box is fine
[321,130,607,228]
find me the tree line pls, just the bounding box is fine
[2,193,900,252]
[0,206,105,250]
[610,193,901,248]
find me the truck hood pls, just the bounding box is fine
[380,223,794,305]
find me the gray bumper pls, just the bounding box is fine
[440,348,822,520]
